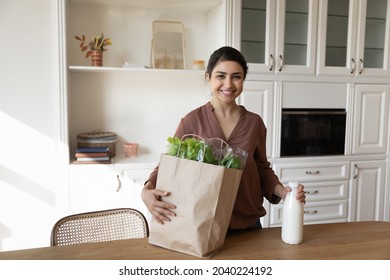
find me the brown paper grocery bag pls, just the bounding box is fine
[148,154,243,257]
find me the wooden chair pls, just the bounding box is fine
[50,208,149,246]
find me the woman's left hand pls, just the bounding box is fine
[294,184,306,205]
[275,183,306,205]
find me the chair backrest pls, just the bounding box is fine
[50,208,149,246]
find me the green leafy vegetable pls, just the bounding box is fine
[181,137,204,161]
[165,136,247,170]
[166,136,181,156]
[203,144,216,164]
[221,154,242,169]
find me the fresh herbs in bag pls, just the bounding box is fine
[165,135,247,170]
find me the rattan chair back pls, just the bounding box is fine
[51,208,149,246]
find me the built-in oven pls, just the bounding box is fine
[280,108,346,157]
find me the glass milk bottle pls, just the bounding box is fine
[281,182,303,245]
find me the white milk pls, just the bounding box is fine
[281,182,303,245]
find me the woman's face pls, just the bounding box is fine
[207,60,244,105]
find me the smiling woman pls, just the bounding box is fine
[142,46,306,231]
[208,61,245,139]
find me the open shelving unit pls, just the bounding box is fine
[64,0,229,161]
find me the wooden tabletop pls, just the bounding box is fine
[1,221,389,260]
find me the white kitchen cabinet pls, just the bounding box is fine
[232,0,318,75]
[69,164,153,221]
[349,160,386,221]
[239,81,274,157]
[270,160,350,226]
[351,84,390,154]
[69,165,128,213]
[317,0,390,76]
[238,81,275,227]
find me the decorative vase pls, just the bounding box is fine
[91,50,103,67]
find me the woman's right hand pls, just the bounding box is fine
[141,181,176,224]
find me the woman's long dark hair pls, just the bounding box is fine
[206,46,249,79]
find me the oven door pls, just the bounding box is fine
[281,109,346,157]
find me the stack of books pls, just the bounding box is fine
[73,146,111,164]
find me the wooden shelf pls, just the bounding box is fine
[69,0,222,11]
[68,65,206,75]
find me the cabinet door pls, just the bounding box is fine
[355,0,390,76]
[318,0,390,76]
[239,81,273,157]
[69,165,133,213]
[234,0,275,73]
[234,0,318,75]
[274,0,318,74]
[352,84,390,154]
[349,160,386,221]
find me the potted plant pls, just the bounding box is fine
[75,33,112,66]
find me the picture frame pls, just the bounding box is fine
[151,20,185,69]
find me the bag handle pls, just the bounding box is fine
[207,137,228,148]
[177,134,206,162]
[181,134,205,143]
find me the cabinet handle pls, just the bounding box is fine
[269,54,274,71]
[350,58,355,74]
[305,170,320,175]
[358,58,364,74]
[278,55,283,72]
[304,210,318,214]
[304,190,319,194]
[116,174,122,192]
[354,164,358,179]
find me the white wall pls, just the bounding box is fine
[0,0,211,251]
[0,0,68,251]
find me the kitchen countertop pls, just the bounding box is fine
[1,221,389,260]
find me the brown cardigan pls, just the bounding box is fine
[148,102,282,229]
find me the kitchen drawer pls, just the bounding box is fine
[303,181,348,201]
[270,200,348,226]
[273,162,349,182]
